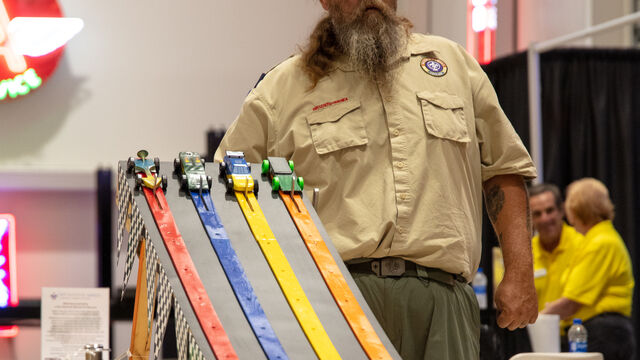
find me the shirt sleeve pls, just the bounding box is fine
[460,45,538,182]
[562,240,613,307]
[214,89,276,164]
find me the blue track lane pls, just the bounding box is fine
[191,191,288,360]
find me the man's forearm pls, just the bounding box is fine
[484,174,538,329]
[541,297,582,320]
[483,174,533,280]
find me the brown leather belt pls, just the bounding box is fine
[347,258,466,286]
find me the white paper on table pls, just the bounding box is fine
[41,287,109,360]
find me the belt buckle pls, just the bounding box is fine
[372,258,405,277]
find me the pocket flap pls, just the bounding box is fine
[307,99,361,125]
[417,91,464,110]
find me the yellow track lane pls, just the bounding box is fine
[235,190,341,360]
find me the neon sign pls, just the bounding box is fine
[0,0,83,101]
[467,0,497,64]
[0,214,18,338]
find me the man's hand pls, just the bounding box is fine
[494,272,538,330]
[483,174,538,330]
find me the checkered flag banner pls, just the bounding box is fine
[121,202,143,301]
[116,165,131,266]
[189,330,206,360]
[153,265,173,360]
[145,230,158,330]
[174,298,189,360]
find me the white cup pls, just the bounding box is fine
[526,314,561,352]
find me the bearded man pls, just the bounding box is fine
[215,1,538,358]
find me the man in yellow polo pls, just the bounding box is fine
[529,183,582,332]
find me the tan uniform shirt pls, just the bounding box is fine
[215,34,537,281]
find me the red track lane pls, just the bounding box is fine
[142,187,238,360]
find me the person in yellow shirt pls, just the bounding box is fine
[529,183,583,332]
[542,178,635,360]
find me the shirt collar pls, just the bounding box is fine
[535,222,573,255]
[406,33,438,57]
[585,220,614,238]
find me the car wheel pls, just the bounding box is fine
[174,158,181,174]
[162,175,168,191]
[127,157,135,173]
[219,162,226,176]
[288,160,294,172]
[207,176,213,189]
[181,174,187,190]
[154,157,160,172]
[226,178,234,193]
[135,175,142,190]
[253,179,259,195]
[297,177,304,191]
[261,159,270,175]
[272,176,280,191]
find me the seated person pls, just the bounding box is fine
[542,178,635,360]
[529,183,582,333]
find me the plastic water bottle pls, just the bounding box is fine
[568,318,588,352]
[472,267,488,310]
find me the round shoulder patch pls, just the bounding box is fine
[421,58,448,77]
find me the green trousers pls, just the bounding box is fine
[351,270,480,360]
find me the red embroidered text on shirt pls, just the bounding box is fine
[312,97,348,111]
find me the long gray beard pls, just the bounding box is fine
[332,4,408,85]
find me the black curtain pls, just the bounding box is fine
[481,49,640,358]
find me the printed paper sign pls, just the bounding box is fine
[41,287,109,360]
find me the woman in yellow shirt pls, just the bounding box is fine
[541,178,635,360]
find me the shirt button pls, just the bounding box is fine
[397,162,405,168]
[385,97,392,102]
[393,129,400,136]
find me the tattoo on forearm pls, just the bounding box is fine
[486,184,505,224]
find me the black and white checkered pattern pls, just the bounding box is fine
[145,230,158,330]
[116,165,131,266]
[121,203,142,301]
[153,266,173,360]
[174,298,189,360]
[188,331,206,360]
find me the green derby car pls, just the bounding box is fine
[174,152,213,191]
[261,157,304,192]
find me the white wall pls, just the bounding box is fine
[0,0,324,172]
[398,1,429,35]
[517,0,632,50]
[429,0,468,46]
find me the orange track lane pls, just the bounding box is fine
[280,191,392,360]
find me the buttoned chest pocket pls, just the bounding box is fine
[306,100,368,155]
[417,91,470,143]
